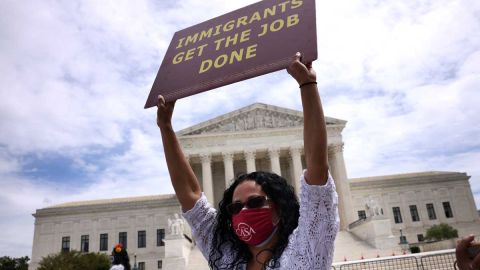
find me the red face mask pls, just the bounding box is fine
[232,207,276,246]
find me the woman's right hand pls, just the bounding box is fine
[157,95,176,129]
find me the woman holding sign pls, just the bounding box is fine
[156,53,339,270]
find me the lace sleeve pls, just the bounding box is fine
[182,193,217,259]
[286,171,340,269]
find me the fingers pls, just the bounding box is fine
[457,235,475,265]
[157,95,165,107]
[288,52,304,74]
[156,95,175,127]
[158,95,176,111]
[292,52,304,67]
[473,252,480,269]
[460,235,476,249]
[286,52,316,84]
[293,51,301,62]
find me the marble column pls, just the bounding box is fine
[328,143,355,230]
[289,146,303,195]
[268,148,281,176]
[200,153,214,204]
[223,152,234,187]
[245,150,256,173]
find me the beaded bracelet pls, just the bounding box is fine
[299,81,317,88]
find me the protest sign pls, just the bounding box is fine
[145,0,317,108]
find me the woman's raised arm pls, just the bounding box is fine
[287,53,329,185]
[157,95,202,210]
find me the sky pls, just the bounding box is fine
[0,0,479,258]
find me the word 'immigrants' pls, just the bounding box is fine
[174,0,304,49]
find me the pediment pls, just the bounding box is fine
[177,103,346,136]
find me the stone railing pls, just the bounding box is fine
[347,217,370,231]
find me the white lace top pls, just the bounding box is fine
[183,172,339,269]
[183,174,339,270]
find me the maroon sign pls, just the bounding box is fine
[145,0,317,108]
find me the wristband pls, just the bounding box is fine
[299,81,317,88]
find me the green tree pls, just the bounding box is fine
[425,223,458,241]
[37,251,110,270]
[0,256,29,270]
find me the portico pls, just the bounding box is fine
[177,103,356,229]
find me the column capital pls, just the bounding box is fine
[200,153,211,163]
[222,152,234,161]
[289,145,303,156]
[328,143,344,156]
[268,148,280,158]
[244,150,256,159]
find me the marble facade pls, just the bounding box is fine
[349,172,480,244]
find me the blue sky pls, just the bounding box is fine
[1,0,479,257]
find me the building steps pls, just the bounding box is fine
[334,231,403,262]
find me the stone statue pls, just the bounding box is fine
[365,197,382,217]
[255,112,265,128]
[168,213,185,236]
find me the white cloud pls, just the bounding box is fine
[0,130,172,257]
[316,0,480,92]
[330,63,480,178]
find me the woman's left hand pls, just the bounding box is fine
[287,52,316,85]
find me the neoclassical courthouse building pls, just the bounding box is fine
[30,103,480,270]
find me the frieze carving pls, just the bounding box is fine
[179,127,305,149]
[183,109,304,135]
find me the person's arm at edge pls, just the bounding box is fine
[157,96,202,211]
[287,52,329,185]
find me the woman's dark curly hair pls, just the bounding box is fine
[208,171,300,269]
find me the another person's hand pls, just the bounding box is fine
[157,95,176,129]
[456,235,480,270]
[286,52,316,86]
